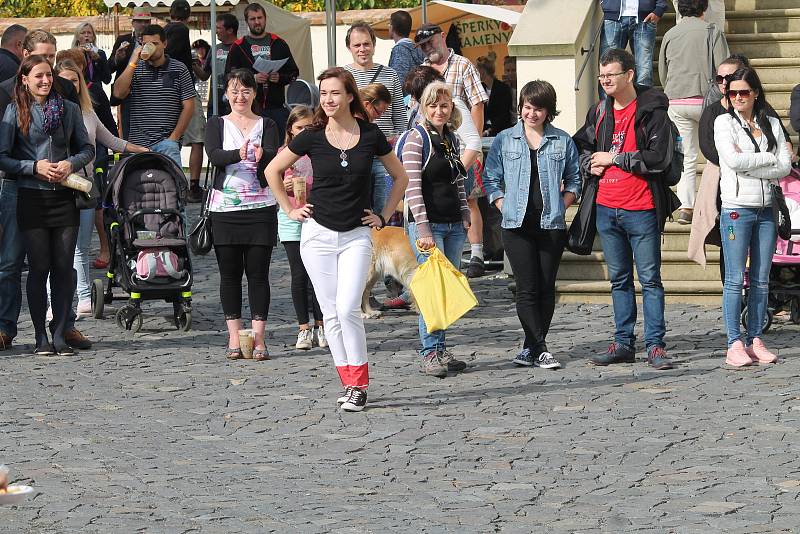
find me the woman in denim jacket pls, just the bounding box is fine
[0,55,94,355]
[483,80,581,370]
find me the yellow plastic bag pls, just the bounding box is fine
[409,246,478,333]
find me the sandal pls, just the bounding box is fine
[252,347,270,361]
[226,347,243,360]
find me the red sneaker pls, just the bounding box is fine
[382,296,410,310]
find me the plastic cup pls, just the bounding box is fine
[63,173,93,193]
[292,176,307,205]
[238,329,254,359]
[140,42,156,60]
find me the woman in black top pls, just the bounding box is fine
[476,54,513,137]
[265,67,409,412]
[0,55,94,355]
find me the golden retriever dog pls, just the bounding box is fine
[361,226,419,318]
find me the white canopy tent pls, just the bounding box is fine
[102,0,313,115]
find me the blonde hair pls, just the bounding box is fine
[54,59,92,113]
[418,81,461,130]
[71,22,96,48]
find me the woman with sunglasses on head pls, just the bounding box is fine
[0,55,94,355]
[205,68,281,362]
[713,67,791,367]
[266,67,410,412]
[690,55,793,280]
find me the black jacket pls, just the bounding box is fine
[224,34,299,111]
[0,49,20,84]
[791,83,800,135]
[204,115,280,189]
[483,77,513,136]
[165,21,195,84]
[573,85,680,231]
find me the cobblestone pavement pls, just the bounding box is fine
[2,207,800,533]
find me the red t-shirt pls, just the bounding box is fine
[596,100,655,210]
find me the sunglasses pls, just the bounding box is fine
[727,89,752,98]
[715,74,728,84]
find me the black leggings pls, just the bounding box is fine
[214,244,272,321]
[24,226,79,348]
[283,241,322,325]
[502,223,566,356]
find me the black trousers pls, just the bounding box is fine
[283,241,322,325]
[214,244,272,321]
[502,217,566,355]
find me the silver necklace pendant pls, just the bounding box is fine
[340,151,348,168]
[341,159,349,168]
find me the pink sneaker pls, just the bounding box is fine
[745,338,777,364]
[725,340,753,367]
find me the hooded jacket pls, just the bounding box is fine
[224,33,299,111]
[573,84,680,231]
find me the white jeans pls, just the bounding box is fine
[668,103,703,209]
[300,218,372,389]
[674,0,725,29]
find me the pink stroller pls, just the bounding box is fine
[742,169,800,333]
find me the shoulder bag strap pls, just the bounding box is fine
[368,65,384,85]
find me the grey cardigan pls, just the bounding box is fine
[658,16,729,100]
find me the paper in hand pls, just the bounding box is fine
[253,57,288,74]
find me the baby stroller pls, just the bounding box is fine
[742,170,800,333]
[90,152,194,332]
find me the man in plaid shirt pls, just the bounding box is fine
[416,23,490,277]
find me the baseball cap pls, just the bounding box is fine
[414,23,443,47]
[131,8,152,21]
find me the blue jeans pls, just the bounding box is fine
[600,17,656,87]
[0,179,25,338]
[151,139,183,169]
[720,207,776,347]
[596,206,665,351]
[407,221,467,356]
[74,208,95,303]
[371,158,390,216]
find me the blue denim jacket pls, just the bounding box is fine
[0,100,94,190]
[483,121,581,230]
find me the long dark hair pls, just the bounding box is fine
[725,67,778,153]
[14,55,56,136]
[311,67,368,129]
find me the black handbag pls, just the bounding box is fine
[74,168,100,210]
[566,177,598,256]
[770,182,792,240]
[188,175,213,255]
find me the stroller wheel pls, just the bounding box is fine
[175,310,192,332]
[116,305,143,333]
[91,279,105,319]
[791,298,800,324]
[741,306,773,333]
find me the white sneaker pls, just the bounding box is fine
[337,387,353,405]
[313,326,327,348]
[76,300,92,318]
[533,351,562,370]
[295,328,313,350]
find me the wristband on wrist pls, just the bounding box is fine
[377,213,386,228]
[128,62,138,69]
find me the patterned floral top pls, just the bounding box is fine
[208,118,275,212]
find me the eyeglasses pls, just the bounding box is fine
[727,89,752,98]
[597,72,627,81]
[229,90,253,98]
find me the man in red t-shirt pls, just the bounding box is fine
[574,48,680,370]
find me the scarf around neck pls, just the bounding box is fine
[39,91,65,136]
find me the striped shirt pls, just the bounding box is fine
[402,127,469,239]
[127,56,196,147]
[344,63,406,137]
[424,49,488,109]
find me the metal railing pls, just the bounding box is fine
[574,4,603,91]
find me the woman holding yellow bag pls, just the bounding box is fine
[483,80,582,370]
[403,82,472,378]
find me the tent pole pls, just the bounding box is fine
[210,0,218,116]
[422,0,427,24]
[326,0,336,67]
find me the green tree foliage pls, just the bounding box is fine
[0,0,107,17]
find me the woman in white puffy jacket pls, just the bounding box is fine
[713,67,791,367]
